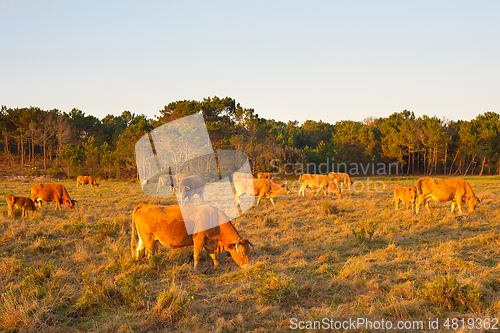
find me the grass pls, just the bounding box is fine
[1,176,500,332]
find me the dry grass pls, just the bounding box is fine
[1,176,500,332]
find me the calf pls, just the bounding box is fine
[6,196,38,217]
[392,187,417,211]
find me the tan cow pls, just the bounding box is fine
[392,187,417,211]
[6,196,38,217]
[31,184,77,210]
[234,178,290,206]
[76,175,99,187]
[298,174,333,196]
[177,175,207,204]
[257,172,274,180]
[131,203,253,269]
[416,177,480,214]
[315,181,342,197]
[328,172,353,186]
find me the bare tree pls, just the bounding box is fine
[37,113,56,170]
[55,115,72,168]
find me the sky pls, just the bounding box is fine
[1,0,499,125]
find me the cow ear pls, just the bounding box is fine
[477,197,482,203]
[185,186,191,190]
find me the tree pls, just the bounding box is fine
[59,144,82,178]
[82,136,99,176]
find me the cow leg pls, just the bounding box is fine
[209,253,220,267]
[298,184,305,196]
[424,200,431,213]
[451,201,456,213]
[415,196,426,214]
[192,240,204,270]
[405,201,410,210]
[395,198,399,211]
[134,235,145,259]
[8,204,13,217]
[200,192,204,203]
[270,198,275,206]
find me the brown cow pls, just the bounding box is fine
[177,175,207,204]
[6,196,38,217]
[234,178,290,206]
[315,181,342,197]
[392,187,417,211]
[298,174,333,196]
[31,184,77,210]
[416,177,480,214]
[76,175,99,187]
[131,203,253,269]
[328,172,353,186]
[257,172,274,180]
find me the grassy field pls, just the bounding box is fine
[1,176,500,332]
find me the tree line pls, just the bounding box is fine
[1,97,499,179]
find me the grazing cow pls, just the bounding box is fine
[257,172,274,180]
[234,178,290,206]
[392,187,417,211]
[415,177,480,214]
[6,196,38,217]
[177,175,207,204]
[315,181,342,197]
[329,172,353,186]
[157,174,176,193]
[298,174,333,196]
[31,184,77,210]
[131,203,253,269]
[76,175,99,188]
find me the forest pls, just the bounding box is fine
[1,96,499,179]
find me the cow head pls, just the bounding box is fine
[92,180,99,187]
[225,239,253,267]
[409,187,417,203]
[467,195,480,213]
[66,200,77,210]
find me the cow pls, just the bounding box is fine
[415,177,480,214]
[130,203,253,269]
[315,181,342,197]
[298,174,333,196]
[392,187,417,211]
[329,172,353,186]
[157,174,176,193]
[257,172,274,180]
[234,178,290,206]
[177,175,207,204]
[76,175,99,188]
[31,184,77,210]
[6,196,38,217]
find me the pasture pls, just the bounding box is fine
[1,177,500,332]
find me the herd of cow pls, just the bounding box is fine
[4,171,481,270]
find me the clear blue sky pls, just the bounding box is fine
[1,0,498,124]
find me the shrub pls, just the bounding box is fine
[421,275,482,312]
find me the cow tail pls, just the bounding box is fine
[131,204,144,251]
[416,178,424,196]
